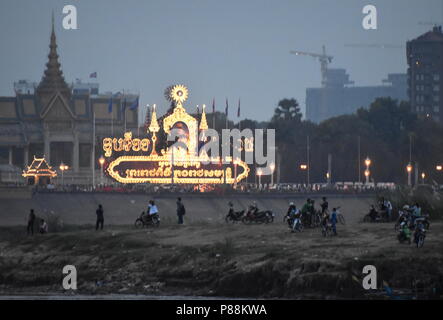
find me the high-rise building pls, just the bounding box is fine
[306,69,407,123]
[407,26,443,123]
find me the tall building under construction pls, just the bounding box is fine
[305,69,408,123]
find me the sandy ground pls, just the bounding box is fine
[0,194,442,299]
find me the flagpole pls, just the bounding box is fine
[225,98,228,130]
[238,98,241,131]
[212,98,216,131]
[111,96,114,136]
[92,111,96,189]
[123,90,126,133]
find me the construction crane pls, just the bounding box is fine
[344,43,404,49]
[290,45,333,87]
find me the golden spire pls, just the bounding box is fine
[199,104,208,131]
[148,104,160,133]
[148,104,160,155]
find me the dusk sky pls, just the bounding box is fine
[1,0,442,122]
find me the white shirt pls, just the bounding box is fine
[149,205,158,215]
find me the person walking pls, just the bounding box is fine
[27,209,36,236]
[96,204,104,230]
[176,197,186,225]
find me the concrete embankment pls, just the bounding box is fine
[0,192,375,225]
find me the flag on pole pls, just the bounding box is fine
[129,96,139,110]
[89,72,97,78]
[237,98,241,118]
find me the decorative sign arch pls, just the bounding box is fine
[102,85,250,184]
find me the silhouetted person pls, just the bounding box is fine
[176,197,186,225]
[27,209,36,235]
[96,204,104,230]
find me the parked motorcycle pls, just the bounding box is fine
[225,210,245,223]
[242,210,274,224]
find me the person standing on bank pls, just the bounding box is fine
[27,209,36,236]
[96,204,104,230]
[176,197,186,225]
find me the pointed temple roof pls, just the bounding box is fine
[36,13,71,101]
[22,156,57,178]
[199,105,208,131]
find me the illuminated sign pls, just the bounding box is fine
[103,85,250,184]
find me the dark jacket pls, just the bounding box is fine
[96,208,104,220]
[176,201,185,216]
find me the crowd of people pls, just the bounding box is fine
[284,197,340,236]
[24,193,429,248]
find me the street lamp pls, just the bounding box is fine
[407,163,413,186]
[300,164,308,185]
[270,162,275,186]
[364,169,370,178]
[437,165,442,171]
[98,155,105,186]
[59,162,69,187]
[257,168,263,187]
[364,157,371,184]
[421,172,426,184]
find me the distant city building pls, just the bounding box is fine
[306,69,408,123]
[407,25,443,123]
[72,79,99,96]
[13,80,38,95]
[0,19,139,184]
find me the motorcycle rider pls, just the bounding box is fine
[228,201,235,216]
[247,201,259,219]
[321,207,330,229]
[413,220,426,245]
[384,199,393,221]
[301,198,313,225]
[228,201,241,220]
[411,202,421,223]
[148,200,158,217]
[286,202,297,227]
[399,221,411,243]
[291,205,302,231]
[369,205,379,222]
[397,205,410,225]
